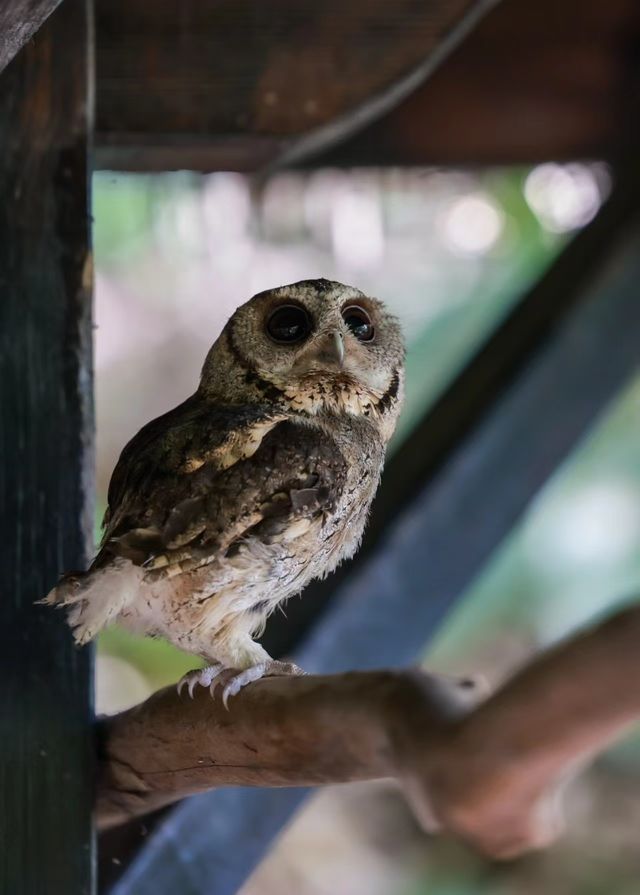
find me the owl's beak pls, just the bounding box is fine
[328,331,345,366]
[304,330,345,369]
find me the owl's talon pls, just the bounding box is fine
[177,664,224,698]
[178,660,305,703]
[219,660,306,709]
[209,672,230,698]
[221,684,235,711]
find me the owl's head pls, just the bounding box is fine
[201,279,405,440]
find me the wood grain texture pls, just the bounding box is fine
[98,604,640,859]
[94,0,495,171]
[0,0,63,74]
[0,2,95,893]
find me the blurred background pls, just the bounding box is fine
[93,162,640,894]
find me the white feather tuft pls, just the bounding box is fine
[49,558,145,645]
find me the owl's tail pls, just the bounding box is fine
[39,558,144,645]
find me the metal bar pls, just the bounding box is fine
[111,191,640,893]
[0,1,95,892]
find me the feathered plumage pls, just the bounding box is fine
[44,279,405,699]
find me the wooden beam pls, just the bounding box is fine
[93,0,496,171]
[0,0,64,74]
[92,0,640,171]
[0,2,95,893]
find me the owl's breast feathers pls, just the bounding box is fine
[96,394,376,581]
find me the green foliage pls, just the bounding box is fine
[98,625,200,691]
[93,173,156,267]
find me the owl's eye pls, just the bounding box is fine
[342,306,374,342]
[266,305,312,344]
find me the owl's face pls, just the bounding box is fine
[201,279,405,438]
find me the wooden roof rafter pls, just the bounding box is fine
[93,0,499,172]
[92,0,640,172]
[3,0,639,173]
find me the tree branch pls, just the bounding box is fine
[97,605,640,858]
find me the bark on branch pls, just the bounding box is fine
[97,605,640,858]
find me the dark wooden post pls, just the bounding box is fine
[0,2,95,893]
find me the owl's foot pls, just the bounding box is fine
[177,664,224,698]
[176,660,305,705]
[213,660,306,709]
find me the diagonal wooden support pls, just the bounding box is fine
[263,168,640,659]
[0,1,94,892]
[0,0,64,74]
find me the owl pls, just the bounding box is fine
[44,279,405,703]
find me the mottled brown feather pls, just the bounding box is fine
[98,398,286,561]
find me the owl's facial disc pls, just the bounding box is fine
[290,304,375,377]
[260,296,399,419]
[202,279,405,433]
[264,300,377,382]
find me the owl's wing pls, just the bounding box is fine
[97,394,287,564]
[100,416,349,575]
